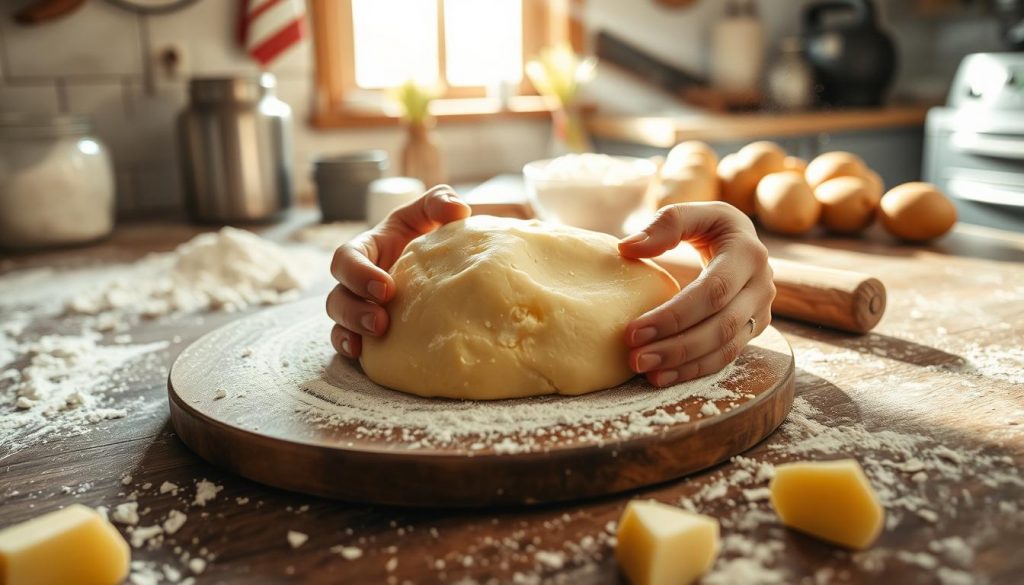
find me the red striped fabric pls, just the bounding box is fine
[239,0,306,67]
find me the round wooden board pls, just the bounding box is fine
[168,298,794,507]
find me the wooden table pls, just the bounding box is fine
[2,213,1022,584]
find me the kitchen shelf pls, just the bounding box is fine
[585,105,933,148]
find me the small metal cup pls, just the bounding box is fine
[313,150,390,222]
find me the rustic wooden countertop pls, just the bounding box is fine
[1,211,1022,584]
[585,106,931,148]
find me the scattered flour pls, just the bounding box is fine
[193,480,223,507]
[287,530,309,549]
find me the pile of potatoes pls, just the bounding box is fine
[651,140,958,242]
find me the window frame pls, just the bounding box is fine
[310,0,584,128]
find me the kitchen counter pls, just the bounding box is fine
[1,212,1022,584]
[585,105,931,148]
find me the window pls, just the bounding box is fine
[310,0,583,127]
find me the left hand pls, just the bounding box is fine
[618,202,776,387]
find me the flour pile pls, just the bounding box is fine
[0,227,325,458]
[68,227,320,318]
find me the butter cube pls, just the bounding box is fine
[615,500,720,585]
[770,458,884,549]
[0,504,130,585]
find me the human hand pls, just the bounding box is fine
[618,202,776,387]
[327,185,471,359]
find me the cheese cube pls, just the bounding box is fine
[0,504,130,585]
[615,500,720,585]
[770,458,884,549]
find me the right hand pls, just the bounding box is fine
[327,185,471,359]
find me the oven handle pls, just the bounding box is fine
[950,131,1024,160]
[947,177,1024,207]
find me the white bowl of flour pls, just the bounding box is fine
[523,154,656,236]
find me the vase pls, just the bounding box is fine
[550,105,592,156]
[401,121,447,188]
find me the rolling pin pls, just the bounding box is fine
[654,248,886,334]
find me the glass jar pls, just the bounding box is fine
[0,114,115,249]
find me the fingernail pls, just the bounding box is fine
[657,370,679,386]
[367,280,387,302]
[632,326,658,346]
[361,313,377,333]
[620,232,649,245]
[340,338,351,356]
[636,353,662,373]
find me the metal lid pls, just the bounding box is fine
[0,113,94,139]
[189,73,276,105]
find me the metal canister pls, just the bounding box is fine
[178,73,293,223]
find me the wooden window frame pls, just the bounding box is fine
[310,0,584,128]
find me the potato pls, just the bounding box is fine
[718,142,787,216]
[805,151,868,188]
[755,171,821,235]
[718,153,762,215]
[738,141,786,176]
[814,176,879,234]
[655,171,719,206]
[783,156,808,174]
[862,169,884,204]
[878,182,957,242]
[665,141,718,176]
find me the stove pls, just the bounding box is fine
[924,52,1024,232]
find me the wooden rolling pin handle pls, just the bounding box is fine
[653,252,887,334]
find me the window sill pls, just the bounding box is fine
[310,95,557,129]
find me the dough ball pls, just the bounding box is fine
[755,171,821,235]
[805,151,868,188]
[783,156,808,174]
[360,216,680,399]
[718,153,763,216]
[814,176,879,234]
[665,141,718,176]
[878,182,957,242]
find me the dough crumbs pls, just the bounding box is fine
[287,531,309,549]
[112,502,140,525]
[535,551,566,570]
[213,388,227,400]
[385,557,398,572]
[130,525,164,548]
[159,481,179,495]
[188,558,207,575]
[331,545,363,560]
[163,510,188,535]
[193,479,223,507]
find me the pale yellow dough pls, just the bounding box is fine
[360,216,679,399]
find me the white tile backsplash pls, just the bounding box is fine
[0,82,60,114]
[1,1,142,78]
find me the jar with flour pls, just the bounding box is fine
[0,114,115,249]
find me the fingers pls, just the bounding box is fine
[326,285,389,337]
[618,202,755,260]
[330,186,472,303]
[625,252,759,348]
[629,285,771,374]
[331,236,394,303]
[384,184,472,240]
[645,307,772,388]
[331,324,362,359]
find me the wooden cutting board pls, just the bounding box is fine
[168,298,794,507]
